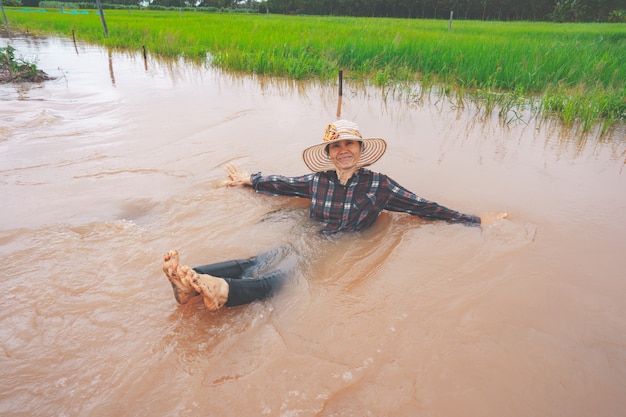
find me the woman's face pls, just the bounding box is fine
[328,140,362,171]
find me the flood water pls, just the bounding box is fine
[2,34,626,417]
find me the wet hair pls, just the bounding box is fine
[324,140,364,156]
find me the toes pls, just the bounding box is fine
[163,250,181,276]
[163,250,179,263]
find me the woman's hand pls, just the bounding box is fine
[221,164,252,187]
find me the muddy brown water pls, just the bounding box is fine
[1,35,626,417]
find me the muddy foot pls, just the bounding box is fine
[162,250,198,304]
[180,265,229,312]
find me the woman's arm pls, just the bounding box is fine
[384,176,482,226]
[222,164,313,199]
[384,177,508,226]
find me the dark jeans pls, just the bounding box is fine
[193,248,287,307]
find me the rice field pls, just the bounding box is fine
[3,8,625,131]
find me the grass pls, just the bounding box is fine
[4,8,625,131]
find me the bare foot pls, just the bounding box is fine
[162,250,198,304]
[179,265,230,312]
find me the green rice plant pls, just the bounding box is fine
[4,8,625,131]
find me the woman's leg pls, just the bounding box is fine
[223,271,286,307]
[165,246,291,309]
[193,258,256,279]
[192,246,290,280]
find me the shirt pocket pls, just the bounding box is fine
[353,192,378,212]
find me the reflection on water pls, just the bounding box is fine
[107,48,115,86]
[1,33,626,417]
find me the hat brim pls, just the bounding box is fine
[302,138,387,172]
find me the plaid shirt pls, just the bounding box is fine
[251,168,480,234]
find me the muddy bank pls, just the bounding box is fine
[1,44,51,83]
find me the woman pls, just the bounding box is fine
[162,120,503,312]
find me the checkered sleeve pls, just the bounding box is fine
[250,172,315,199]
[384,176,481,226]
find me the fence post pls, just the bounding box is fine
[95,0,109,38]
[336,70,343,118]
[448,11,454,31]
[1,0,9,28]
[142,45,148,70]
[72,29,78,54]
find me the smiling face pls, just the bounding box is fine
[327,139,363,171]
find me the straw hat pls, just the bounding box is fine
[302,120,387,172]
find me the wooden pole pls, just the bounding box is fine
[142,45,148,70]
[338,70,343,97]
[95,0,109,38]
[0,0,9,29]
[448,11,454,31]
[336,70,343,118]
[72,29,78,54]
